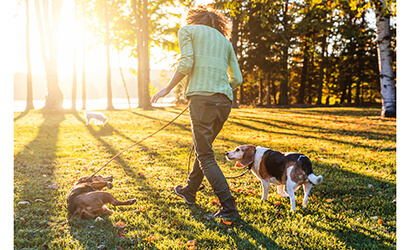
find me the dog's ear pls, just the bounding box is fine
[240,145,256,166]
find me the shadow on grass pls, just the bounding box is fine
[14,110,66,247]
[185,205,280,249]
[14,110,66,199]
[14,109,30,122]
[228,117,395,152]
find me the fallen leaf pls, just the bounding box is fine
[377,219,383,224]
[326,199,334,203]
[222,219,233,225]
[143,235,157,242]
[319,148,328,151]
[210,199,219,204]
[114,221,127,229]
[95,217,104,222]
[133,206,146,213]
[35,199,45,203]
[18,201,30,205]
[187,240,197,249]
[46,184,59,190]
[117,230,125,239]
[274,202,281,206]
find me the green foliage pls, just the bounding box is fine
[211,0,395,106]
[14,107,396,249]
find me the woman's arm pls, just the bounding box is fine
[150,71,186,103]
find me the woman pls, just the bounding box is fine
[151,6,242,219]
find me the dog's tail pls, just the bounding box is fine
[308,174,323,185]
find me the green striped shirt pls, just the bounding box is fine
[176,25,243,101]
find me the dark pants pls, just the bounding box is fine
[186,94,234,203]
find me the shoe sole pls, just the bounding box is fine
[174,186,195,205]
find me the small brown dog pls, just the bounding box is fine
[66,175,136,219]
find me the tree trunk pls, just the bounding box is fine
[316,34,326,105]
[266,76,271,107]
[278,0,289,105]
[230,10,240,108]
[139,0,151,110]
[375,0,396,118]
[297,44,309,104]
[258,76,263,106]
[81,27,86,110]
[104,0,114,110]
[34,0,64,111]
[239,83,244,105]
[25,0,34,111]
[71,0,78,111]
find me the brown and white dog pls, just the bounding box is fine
[66,175,136,219]
[226,145,323,211]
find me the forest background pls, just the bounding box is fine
[11,0,397,114]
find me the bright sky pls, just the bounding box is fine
[13,0,214,76]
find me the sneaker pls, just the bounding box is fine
[212,197,241,219]
[174,185,196,205]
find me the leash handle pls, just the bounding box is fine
[87,106,189,180]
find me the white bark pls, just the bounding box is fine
[375,0,396,117]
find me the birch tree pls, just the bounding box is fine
[374,0,396,117]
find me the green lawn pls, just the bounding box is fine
[14,106,396,249]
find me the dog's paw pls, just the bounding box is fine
[106,182,113,189]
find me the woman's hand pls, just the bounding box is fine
[150,88,170,103]
[150,71,186,103]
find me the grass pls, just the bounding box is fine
[14,106,396,249]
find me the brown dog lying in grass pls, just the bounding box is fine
[66,175,136,219]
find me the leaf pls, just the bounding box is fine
[114,221,127,229]
[18,201,30,205]
[319,148,328,152]
[143,235,157,242]
[117,230,125,239]
[133,206,146,213]
[326,199,334,203]
[187,240,197,250]
[210,199,219,204]
[35,199,45,203]
[377,219,383,225]
[95,217,104,222]
[46,184,59,190]
[274,201,281,206]
[222,219,233,225]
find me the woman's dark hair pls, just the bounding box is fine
[183,6,231,38]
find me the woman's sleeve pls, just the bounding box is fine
[228,43,242,89]
[176,27,194,76]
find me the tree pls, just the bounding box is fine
[25,0,34,111]
[34,0,64,111]
[104,0,115,110]
[374,0,396,117]
[71,0,78,111]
